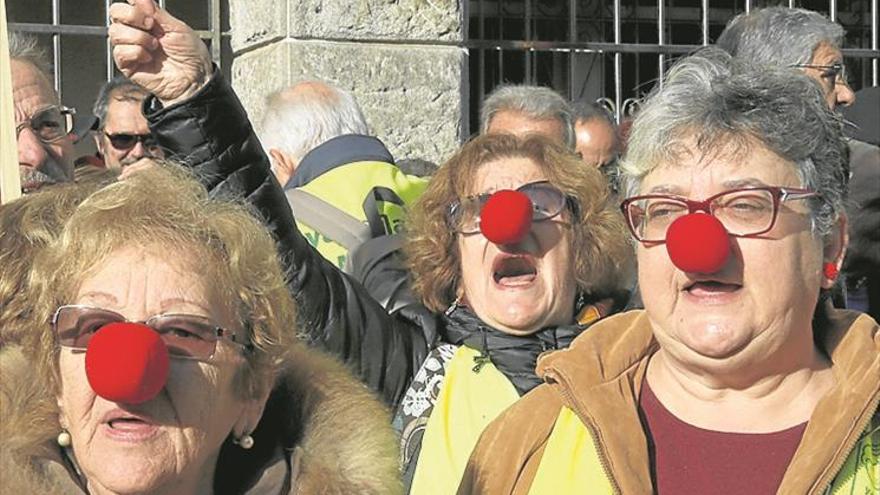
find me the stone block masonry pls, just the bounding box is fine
[229,0,467,166]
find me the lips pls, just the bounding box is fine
[492,255,537,287]
[683,280,742,297]
[100,409,159,441]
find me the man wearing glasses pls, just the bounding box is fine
[9,32,75,194]
[718,6,880,321]
[92,77,163,169]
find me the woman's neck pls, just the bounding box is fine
[645,342,834,433]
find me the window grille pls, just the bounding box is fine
[465,0,879,130]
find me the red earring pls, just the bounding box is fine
[823,262,839,281]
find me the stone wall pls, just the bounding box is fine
[229,0,466,165]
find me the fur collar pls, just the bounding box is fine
[0,344,402,494]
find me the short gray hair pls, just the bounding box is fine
[258,80,369,162]
[480,85,576,149]
[716,6,845,67]
[8,31,53,83]
[92,77,149,129]
[620,47,848,236]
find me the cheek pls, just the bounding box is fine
[58,354,97,427]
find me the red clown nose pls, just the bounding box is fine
[85,322,170,404]
[480,190,533,244]
[665,213,731,273]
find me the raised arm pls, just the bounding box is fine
[108,0,432,406]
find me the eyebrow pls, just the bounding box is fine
[76,293,212,315]
[646,178,771,195]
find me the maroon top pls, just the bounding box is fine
[639,381,807,495]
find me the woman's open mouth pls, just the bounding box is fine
[683,280,742,302]
[492,255,538,288]
[101,411,160,442]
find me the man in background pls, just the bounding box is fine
[92,77,162,169]
[259,80,427,270]
[571,100,619,169]
[10,31,74,193]
[480,84,575,149]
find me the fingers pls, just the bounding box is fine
[108,22,158,51]
[118,158,156,180]
[112,44,153,72]
[108,2,154,31]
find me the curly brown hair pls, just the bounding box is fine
[405,134,635,313]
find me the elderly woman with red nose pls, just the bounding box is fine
[102,3,636,494]
[457,48,879,495]
[0,165,400,494]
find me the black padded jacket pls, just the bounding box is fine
[145,70,434,408]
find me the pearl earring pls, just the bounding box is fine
[57,430,72,448]
[235,433,254,450]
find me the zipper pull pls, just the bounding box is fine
[472,352,491,373]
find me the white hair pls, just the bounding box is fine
[258,80,370,162]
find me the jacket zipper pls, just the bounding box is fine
[544,369,622,495]
[811,389,879,494]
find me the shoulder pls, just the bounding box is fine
[278,345,403,495]
[458,384,565,495]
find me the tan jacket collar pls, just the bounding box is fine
[535,309,879,494]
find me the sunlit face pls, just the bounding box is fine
[802,42,855,110]
[457,157,577,335]
[57,246,265,495]
[636,137,844,368]
[486,110,567,147]
[575,118,618,168]
[12,59,75,193]
[98,97,163,169]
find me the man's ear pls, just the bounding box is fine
[821,213,848,289]
[268,149,298,188]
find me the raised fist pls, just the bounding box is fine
[109,0,212,105]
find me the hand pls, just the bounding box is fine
[109,0,213,106]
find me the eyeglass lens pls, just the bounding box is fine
[107,133,159,151]
[453,182,567,234]
[54,306,223,359]
[628,189,776,241]
[19,106,73,142]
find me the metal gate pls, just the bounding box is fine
[465,0,879,128]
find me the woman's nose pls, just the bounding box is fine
[480,190,533,245]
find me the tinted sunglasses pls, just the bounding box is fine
[104,132,160,151]
[52,305,248,361]
[447,180,579,234]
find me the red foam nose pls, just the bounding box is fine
[665,213,731,273]
[480,190,533,244]
[85,322,169,404]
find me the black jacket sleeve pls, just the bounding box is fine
[144,69,432,407]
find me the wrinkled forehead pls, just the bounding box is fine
[11,59,58,117]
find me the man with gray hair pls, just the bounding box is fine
[9,31,75,193]
[717,6,880,320]
[258,80,427,270]
[571,100,620,170]
[91,77,162,169]
[480,84,575,149]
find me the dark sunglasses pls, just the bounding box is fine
[104,132,160,151]
[52,305,248,361]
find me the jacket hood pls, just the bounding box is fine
[0,344,402,495]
